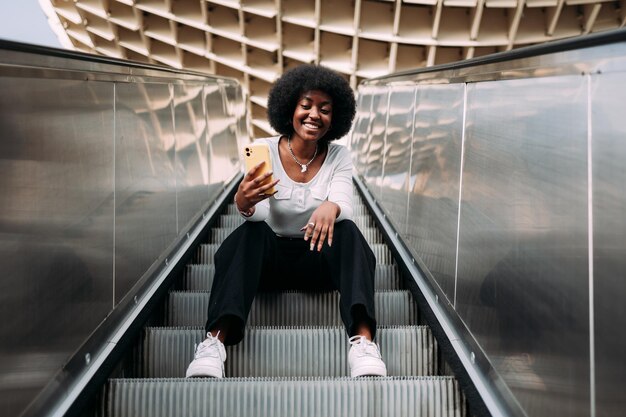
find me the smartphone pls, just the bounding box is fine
[242,142,276,195]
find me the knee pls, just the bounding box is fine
[333,219,359,236]
[234,220,273,237]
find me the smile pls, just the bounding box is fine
[303,122,321,129]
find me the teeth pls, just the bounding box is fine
[304,123,320,129]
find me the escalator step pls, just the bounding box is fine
[142,326,437,378]
[166,291,418,327]
[217,213,376,230]
[195,243,393,265]
[208,226,383,245]
[182,264,402,291]
[106,377,464,417]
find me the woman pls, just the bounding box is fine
[186,64,387,378]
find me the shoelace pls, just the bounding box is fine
[348,335,382,358]
[194,331,222,359]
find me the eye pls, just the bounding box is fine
[321,108,331,115]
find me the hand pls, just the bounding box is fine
[236,162,279,212]
[301,201,340,251]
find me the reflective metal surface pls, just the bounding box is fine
[0,77,114,416]
[114,82,178,302]
[0,47,245,416]
[407,85,464,303]
[380,86,415,235]
[206,83,240,189]
[591,71,626,417]
[351,40,626,417]
[363,87,389,201]
[458,76,589,417]
[174,83,209,233]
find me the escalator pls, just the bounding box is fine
[4,29,626,417]
[102,189,467,416]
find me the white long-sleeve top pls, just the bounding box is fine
[241,136,354,237]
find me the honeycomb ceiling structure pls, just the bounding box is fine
[41,0,626,137]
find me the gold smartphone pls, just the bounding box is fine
[243,142,276,195]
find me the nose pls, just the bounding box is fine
[309,106,320,119]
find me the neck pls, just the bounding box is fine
[289,135,318,160]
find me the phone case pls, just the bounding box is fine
[243,142,275,195]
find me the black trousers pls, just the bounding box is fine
[205,220,377,345]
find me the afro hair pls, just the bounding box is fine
[267,64,356,143]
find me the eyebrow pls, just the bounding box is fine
[301,97,332,106]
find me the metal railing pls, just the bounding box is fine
[350,28,626,417]
[0,40,247,417]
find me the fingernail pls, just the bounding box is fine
[310,244,314,251]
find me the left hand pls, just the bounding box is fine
[301,201,340,251]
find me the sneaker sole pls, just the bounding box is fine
[351,364,388,378]
[185,364,223,378]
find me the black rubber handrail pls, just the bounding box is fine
[0,38,227,80]
[366,27,626,82]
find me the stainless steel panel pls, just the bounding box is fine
[0,78,114,416]
[590,72,626,417]
[232,85,250,151]
[114,82,178,303]
[457,76,589,417]
[205,83,240,191]
[364,87,389,201]
[380,87,415,236]
[407,84,464,302]
[350,87,374,174]
[174,83,210,233]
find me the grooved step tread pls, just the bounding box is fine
[142,326,437,378]
[166,290,419,327]
[209,226,383,245]
[196,243,394,264]
[182,264,402,291]
[106,377,465,417]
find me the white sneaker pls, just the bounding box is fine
[348,335,387,377]
[185,332,227,378]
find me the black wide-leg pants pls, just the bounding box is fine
[205,220,377,345]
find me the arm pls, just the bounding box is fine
[327,146,354,222]
[303,146,354,251]
[234,161,277,221]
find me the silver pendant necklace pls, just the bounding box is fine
[287,136,318,173]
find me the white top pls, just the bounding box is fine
[242,136,354,237]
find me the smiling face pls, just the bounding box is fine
[291,90,333,142]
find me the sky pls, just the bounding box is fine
[0,0,62,48]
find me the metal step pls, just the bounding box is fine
[106,377,465,417]
[141,326,437,378]
[166,291,419,327]
[216,213,376,230]
[208,226,383,245]
[195,243,393,265]
[182,264,402,291]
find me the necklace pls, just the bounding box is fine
[287,136,318,173]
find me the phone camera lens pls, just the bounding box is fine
[246,152,250,156]
[245,148,250,152]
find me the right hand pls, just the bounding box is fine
[235,161,279,212]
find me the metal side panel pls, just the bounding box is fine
[0,77,115,416]
[166,291,419,327]
[114,82,178,303]
[457,75,590,417]
[106,377,464,417]
[141,326,437,378]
